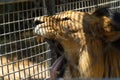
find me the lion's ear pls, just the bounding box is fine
[104,31,120,42]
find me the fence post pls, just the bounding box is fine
[42,0,56,70]
[42,0,56,15]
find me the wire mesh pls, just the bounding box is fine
[0,0,51,80]
[55,0,120,13]
[0,0,120,80]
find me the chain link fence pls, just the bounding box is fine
[0,0,120,80]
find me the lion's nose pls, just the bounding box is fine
[34,17,44,26]
[34,20,44,26]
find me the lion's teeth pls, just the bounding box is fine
[34,16,45,22]
[34,17,40,22]
[34,24,46,36]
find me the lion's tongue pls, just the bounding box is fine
[50,55,66,80]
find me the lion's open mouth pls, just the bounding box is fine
[50,55,67,80]
[34,17,67,79]
[44,39,67,80]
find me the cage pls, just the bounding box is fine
[0,0,120,80]
[0,0,51,80]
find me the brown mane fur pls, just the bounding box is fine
[34,10,120,78]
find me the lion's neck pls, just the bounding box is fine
[59,38,80,64]
[78,38,105,77]
[61,37,105,77]
[56,34,105,77]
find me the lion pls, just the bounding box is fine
[34,8,120,79]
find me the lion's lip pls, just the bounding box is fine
[34,17,47,36]
[34,24,47,36]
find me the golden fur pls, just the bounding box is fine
[34,10,120,78]
[0,56,50,80]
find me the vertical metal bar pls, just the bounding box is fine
[43,0,56,15]
[94,0,99,9]
[41,44,44,79]
[33,1,41,78]
[30,2,39,77]
[1,4,5,79]
[27,1,35,79]
[21,1,27,79]
[13,11,17,80]
[5,4,11,80]
[17,2,21,79]
[42,0,55,79]
[31,2,39,79]
[42,0,48,15]
[33,1,42,79]
[8,3,15,80]
[10,3,15,80]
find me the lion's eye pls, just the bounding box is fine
[62,17,70,21]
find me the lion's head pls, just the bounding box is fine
[34,8,120,78]
[34,10,120,44]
